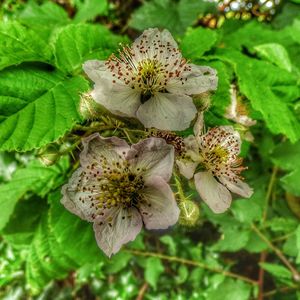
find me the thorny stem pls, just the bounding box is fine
[251,224,300,282]
[263,285,299,298]
[174,173,186,203]
[125,249,258,285]
[136,282,149,300]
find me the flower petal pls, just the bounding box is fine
[193,112,205,138]
[194,171,232,213]
[91,79,141,117]
[219,175,253,198]
[176,159,198,179]
[136,93,197,131]
[61,167,102,222]
[139,176,179,230]
[83,60,108,82]
[167,64,218,95]
[127,137,174,182]
[93,207,142,257]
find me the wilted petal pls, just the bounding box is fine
[91,79,141,117]
[219,175,253,198]
[80,133,130,168]
[167,65,218,95]
[61,168,101,221]
[193,112,205,138]
[127,137,174,181]
[83,60,108,82]
[176,159,198,179]
[139,176,179,230]
[194,171,232,213]
[93,207,142,257]
[136,93,197,131]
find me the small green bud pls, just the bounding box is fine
[193,92,211,112]
[178,200,200,227]
[38,144,60,166]
[79,93,103,120]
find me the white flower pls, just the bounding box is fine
[83,28,217,131]
[177,113,253,214]
[61,133,179,257]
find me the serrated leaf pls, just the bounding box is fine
[0,21,52,70]
[48,191,105,265]
[0,158,69,231]
[254,43,292,72]
[145,257,164,289]
[180,27,218,59]
[129,0,216,36]
[53,23,125,74]
[74,0,108,22]
[0,66,89,151]
[26,213,76,294]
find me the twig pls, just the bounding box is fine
[258,252,267,300]
[251,224,300,282]
[126,249,258,285]
[136,282,149,300]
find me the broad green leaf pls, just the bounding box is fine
[0,66,89,151]
[48,191,105,265]
[260,262,292,280]
[180,27,218,59]
[206,279,251,300]
[266,217,298,233]
[19,1,70,41]
[129,0,216,36]
[160,235,177,256]
[53,24,125,74]
[105,252,132,274]
[296,225,300,263]
[74,0,108,22]
[0,21,52,70]
[272,3,300,29]
[145,257,164,289]
[0,158,68,231]
[26,214,76,294]
[254,43,292,72]
[216,50,300,142]
[2,197,46,247]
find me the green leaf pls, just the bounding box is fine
[145,257,164,289]
[254,43,292,72]
[48,191,105,265]
[26,213,76,294]
[160,235,177,256]
[19,1,70,41]
[74,0,108,22]
[180,27,218,59]
[260,262,292,280]
[53,23,125,74]
[105,252,132,274]
[129,0,216,36]
[0,66,89,151]
[0,158,69,231]
[0,21,52,70]
[206,279,251,300]
[217,50,300,142]
[266,217,298,233]
[295,225,300,263]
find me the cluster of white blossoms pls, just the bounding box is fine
[61,28,253,257]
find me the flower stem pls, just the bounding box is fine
[125,249,258,285]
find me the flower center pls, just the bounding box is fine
[203,145,229,168]
[97,160,145,209]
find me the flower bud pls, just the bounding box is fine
[193,92,211,111]
[79,93,103,120]
[178,200,200,227]
[38,144,60,166]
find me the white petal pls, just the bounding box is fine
[61,167,102,222]
[136,93,197,131]
[193,112,205,138]
[83,60,108,82]
[127,137,174,182]
[219,175,253,198]
[194,171,232,214]
[167,64,218,95]
[139,176,179,230]
[91,79,141,117]
[80,133,130,168]
[176,159,198,179]
[93,207,142,257]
